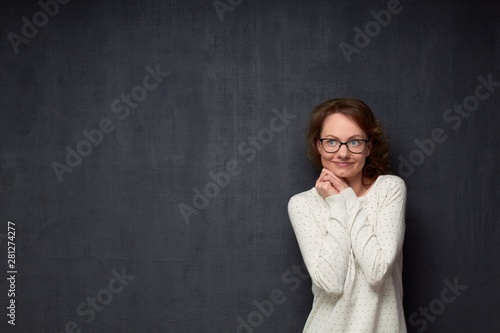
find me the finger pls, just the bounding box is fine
[322,170,336,183]
[317,169,328,182]
[316,181,332,190]
[325,170,344,184]
[323,168,333,175]
[323,168,337,178]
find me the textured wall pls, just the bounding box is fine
[1,0,499,332]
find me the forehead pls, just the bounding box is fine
[321,113,365,138]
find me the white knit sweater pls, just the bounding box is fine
[288,175,407,332]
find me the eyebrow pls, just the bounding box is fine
[322,134,365,140]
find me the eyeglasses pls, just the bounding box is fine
[319,138,370,154]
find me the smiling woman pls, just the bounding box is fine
[306,98,391,187]
[288,98,407,332]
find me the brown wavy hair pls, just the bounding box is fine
[306,98,391,183]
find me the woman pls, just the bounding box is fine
[288,98,407,332]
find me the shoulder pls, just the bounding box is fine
[372,174,407,199]
[288,187,316,206]
[288,187,323,212]
[376,174,406,189]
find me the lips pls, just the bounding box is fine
[333,161,353,167]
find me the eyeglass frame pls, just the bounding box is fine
[318,138,370,154]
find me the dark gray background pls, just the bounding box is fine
[1,0,499,332]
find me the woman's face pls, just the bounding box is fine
[316,113,371,182]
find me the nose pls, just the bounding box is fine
[336,144,350,159]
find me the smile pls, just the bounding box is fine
[333,162,354,167]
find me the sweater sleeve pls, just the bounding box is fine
[288,192,351,295]
[340,178,406,286]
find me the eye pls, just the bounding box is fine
[348,140,361,146]
[326,139,338,146]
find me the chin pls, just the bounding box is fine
[333,169,351,179]
[324,165,346,177]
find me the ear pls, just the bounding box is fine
[316,138,322,153]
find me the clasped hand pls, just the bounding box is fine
[315,168,349,198]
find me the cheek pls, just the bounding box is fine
[319,154,327,166]
[321,152,332,162]
[353,155,366,167]
[359,156,369,168]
